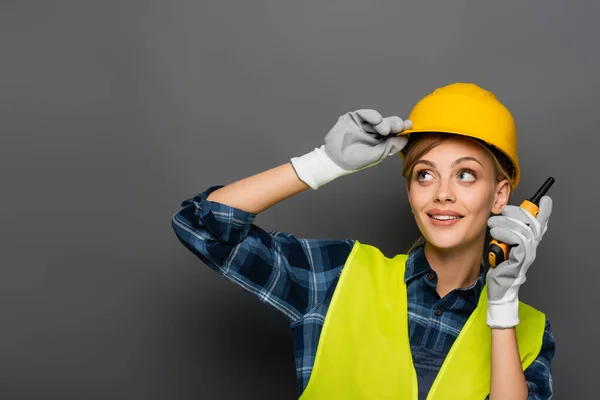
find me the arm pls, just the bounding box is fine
[206,162,309,214]
[207,109,411,214]
[488,320,555,399]
[172,184,354,322]
[489,328,528,399]
[173,110,412,320]
[486,196,554,399]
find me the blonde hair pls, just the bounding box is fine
[401,132,515,254]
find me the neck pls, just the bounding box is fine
[423,236,485,298]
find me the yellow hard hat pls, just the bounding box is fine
[399,82,520,188]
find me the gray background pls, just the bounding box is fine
[3,0,598,399]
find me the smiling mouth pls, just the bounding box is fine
[427,214,464,221]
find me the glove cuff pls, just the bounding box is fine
[487,299,520,329]
[290,145,351,190]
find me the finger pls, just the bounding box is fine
[388,118,413,136]
[500,205,542,237]
[487,215,507,230]
[354,109,383,126]
[374,118,392,136]
[487,215,531,235]
[385,136,409,156]
[536,195,553,227]
[501,205,535,225]
[489,226,525,247]
[383,116,405,134]
[488,215,529,231]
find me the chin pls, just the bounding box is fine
[418,217,479,251]
[424,233,466,250]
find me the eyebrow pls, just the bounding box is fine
[414,156,484,169]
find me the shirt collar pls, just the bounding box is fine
[404,244,486,301]
[404,245,431,283]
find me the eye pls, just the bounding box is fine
[415,170,433,182]
[458,169,476,182]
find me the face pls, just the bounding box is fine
[406,136,510,252]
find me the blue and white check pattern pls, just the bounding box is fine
[172,185,555,399]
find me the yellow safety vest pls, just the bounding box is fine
[299,241,546,400]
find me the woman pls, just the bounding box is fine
[172,83,555,399]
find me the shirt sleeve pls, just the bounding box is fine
[524,319,556,400]
[171,185,355,323]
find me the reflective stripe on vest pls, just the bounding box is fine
[299,241,546,400]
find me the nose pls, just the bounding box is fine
[434,179,456,203]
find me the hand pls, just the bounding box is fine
[485,195,553,328]
[290,109,411,190]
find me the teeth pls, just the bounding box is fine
[431,215,461,220]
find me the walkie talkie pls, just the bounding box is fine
[488,177,555,268]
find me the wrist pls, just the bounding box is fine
[487,298,520,329]
[290,145,351,190]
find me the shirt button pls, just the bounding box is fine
[428,272,435,281]
[435,307,442,316]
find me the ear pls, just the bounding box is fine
[491,179,511,214]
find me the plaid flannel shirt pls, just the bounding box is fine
[172,185,555,399]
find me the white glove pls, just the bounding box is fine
[486,196,553,328]
[290,109,411,190]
